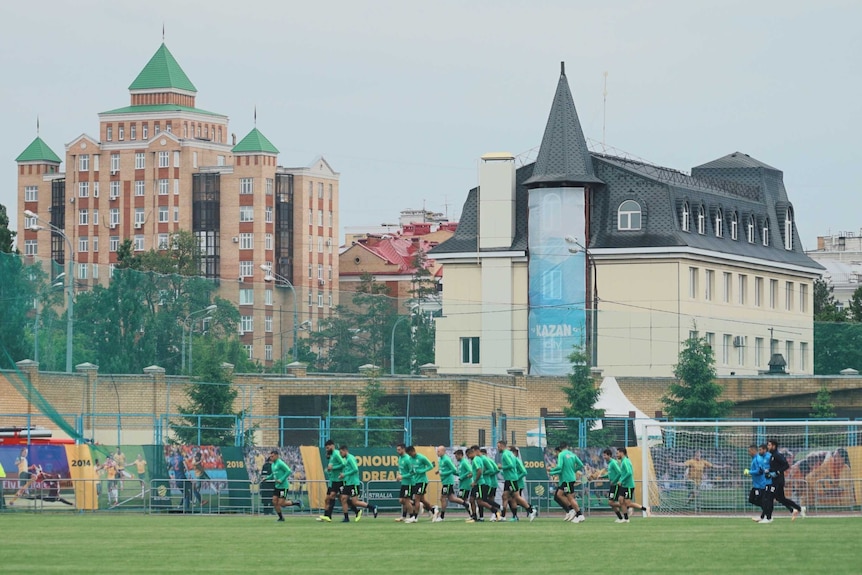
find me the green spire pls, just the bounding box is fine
[232,127,279,154]
[16,136,62,163]
[129,43,197,92]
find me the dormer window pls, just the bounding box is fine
[784,207,793,250]
[697,205,705,235]
[617,200,642,231]
[731,211,738,240]
[715,208,723,238]
[762,219,770,246]
[681,201,690,232]
[747,216,755,243]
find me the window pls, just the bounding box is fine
[154,122,160,135]
[328,266,333,280]
[93,155,99,172]
[25,186,38,202]
[308,292,313,307]
[265,345,273,362]
[714,208,723,237]
[173,151,180,168]
[110,207,120,226]
[78,209,89,225]
[747,216,755,243]
[308,181,313,198]
[130,125,136,140]
[318,183,324,198]
[106,126,113,141]
[79,155,89,171]
[308,235,313,252]
[784,208,793,250]
[307,264,313,279]
[78,263,88,279]
[243,345,254,359]
[329,184,333,199]
[328,211,333,227]
[785,341,793,371]
[192,152,197,168]
[239,261,253,277]
[133,180,143,196]
[318,264,324,280]
[217,155,225,166]
[240,233,253,249]
[308,208,313,222]
[265,206,273,223]
[78,181,89,198]
[785,282,793,311]
[24,240,38,256]
[239,289,254,305]
[696,205,705,234]
[705,269,714,301]
[318,237,324,253]
[738,274,747,305]
[157,233,169,249]
[318,292,324,308]
[110,154,119,173]
[328,293,334,307]
[24,215,37,229]
[265,289,273,306]
[719,334,730,365]
[755,337,764,367]
[118,126,124,141]
[799,342,808,371]
[157,179,168,195]
[689,330,699,341]
[723,272,732,303]
[318,210,324,226]
[762,219,770,246]
[737,338,746,366]
[681,201,690,231]
[92,208,99,222]
[705,332,715,350]
[111,181,120,199]
[239,206,254,222]
[689,267,698,299]
[173,207,179,222]
[617,200,641,230]
[135,153,145,169]
[174,179,179,195]
[134,235,144,251]
[731,212,738,240]
[93,182,99,198]
[265,316,273,332]
[240,178,254,195]
[158,151,169,168]
[142,125,148,139]
[158,206,168,223]
[769,279,778,309]
[265,233,273,251]
[799,283,808,313]
[240,316,254,333]
[754,277,763,307]
[461,337,480,364]
[78,237,88,252]
[110,236,119,252]
[266,178,273,195]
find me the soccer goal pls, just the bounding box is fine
[642,421,862,517]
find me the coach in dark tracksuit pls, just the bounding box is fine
[765,439,802,520]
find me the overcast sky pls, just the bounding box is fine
[3,1,860,249]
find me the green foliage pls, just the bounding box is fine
[0,203,15,253]
[814,321,862,374]
[548,346,609,448]
[813,278,847,322]
[0,251,48,366]
[361,375,401,446]
[327,395,363,447]
[662,336,733,419]
[848,286,862,323]
[809,385,837,419]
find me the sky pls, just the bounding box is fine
[2,1,860,249]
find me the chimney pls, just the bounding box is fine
[478,152,516,250]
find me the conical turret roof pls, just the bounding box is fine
[232,127,279,154]
[16,136,62,163]
[129,43,197,92]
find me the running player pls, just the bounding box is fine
[547,442,584,522]
[269,450,301,522]
[471,445,502,521]
[744,444,770,522]
[338,445,378,522]
[395,444,415,522]
[765,438,803,521]
[406,445,437,522]
[592,448,624,521]
[434,445,469,521]
[318,439,345,522]
[616,447,649,521]
[455,448,478,522]
[510,446,538,521]
[498,441,537,521]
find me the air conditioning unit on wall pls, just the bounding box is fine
[733,335,747,347]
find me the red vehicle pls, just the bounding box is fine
[0,427,74,446]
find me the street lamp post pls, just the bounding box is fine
[565,236,599,366]
[25,210,74,373]
[390,315,411,375]
[260,264,298,365]
[183,304,217,375]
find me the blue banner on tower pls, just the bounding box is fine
[528,187,587,375]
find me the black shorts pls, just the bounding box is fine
[560,481,577,495]
[459,488,472,500]
[748,488,763,506]
[341,484,359,498]
[503,480,519,493]
[399,485,412,499]
[477,485,496,500]
[273,487,287,499]
[621,487,634,500]
[411,483,427,497]
[328,481,343,496]
[608,485,620,500]
[441,484,455,496]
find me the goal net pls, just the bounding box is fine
[642,421,862,517]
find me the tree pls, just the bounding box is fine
[848,286,862,323]
[813,322,862,374]
[0,203,15,253]
[662,336,733,419]
[548,346,608,448]
[809,385,836,419]
[361,374,400,446]
[813,278,846,322]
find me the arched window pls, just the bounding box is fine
[731,211,738,240]
[747,216,755,243]
[715,208,724,238]
[697,205,706,235]
[784,207,794,250]
[762,219,770,246]
[617,200,642,230]
[681,201,690,232]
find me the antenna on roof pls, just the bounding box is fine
[602,71,608,150]
[560,61,565,75]
[162,22,165,42]
[36,115,40,136]
[254,105,257,126]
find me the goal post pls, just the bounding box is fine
[641,420,862,517]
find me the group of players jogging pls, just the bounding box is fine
[745,438,804,523]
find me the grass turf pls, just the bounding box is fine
[1,513,859,574]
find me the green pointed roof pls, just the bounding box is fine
[16,136,62,163]
[129,43,197,93]
[232,127,279,154]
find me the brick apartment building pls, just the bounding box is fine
[15,43,339,366]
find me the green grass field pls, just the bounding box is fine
[2,513,859,574]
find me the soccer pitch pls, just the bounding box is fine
[2,513,859,574]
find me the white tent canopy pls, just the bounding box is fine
[594,376,663,446]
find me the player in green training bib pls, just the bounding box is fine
[337,445,378,522]
[547,442,584,522]
[434,445,470,521]
[268,450,301,522]
[395,444,415,522]
[498,441,537,521]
